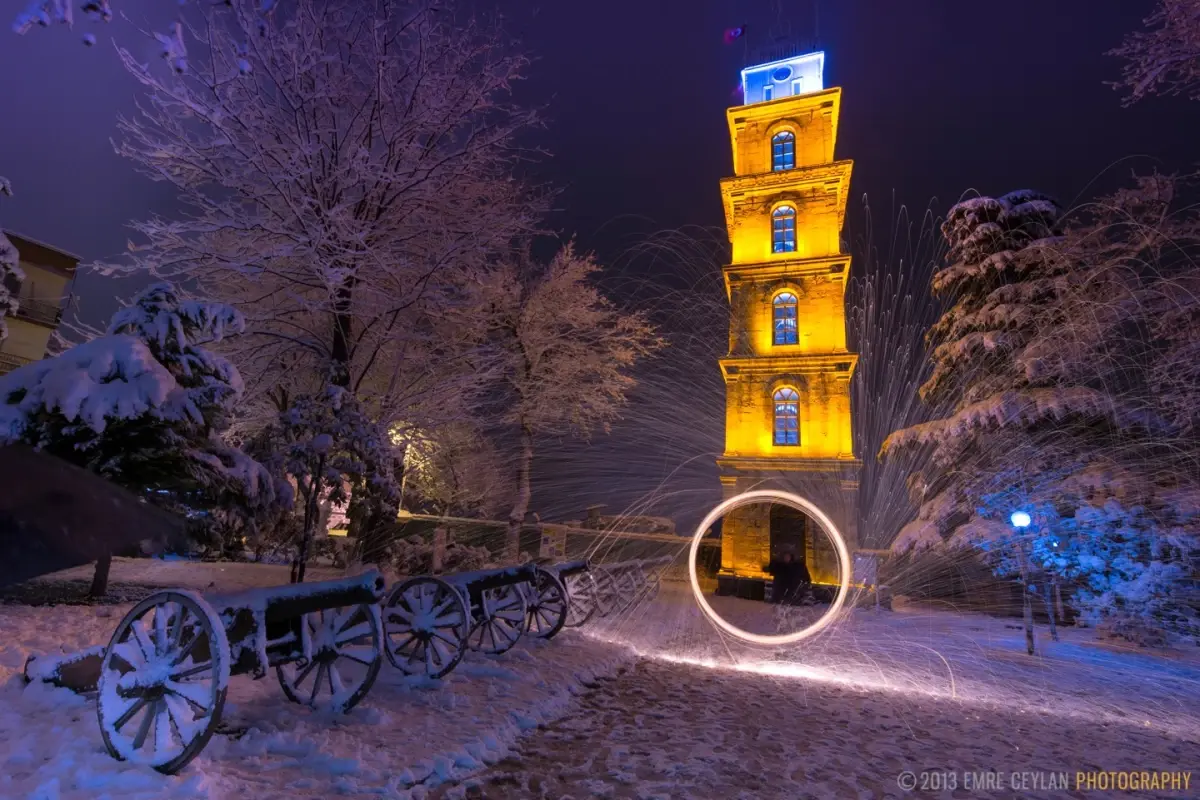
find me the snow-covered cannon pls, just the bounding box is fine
[382,562,569,679]
[543,558,598,629]
[26,570,386,775]
[591,556,673,617]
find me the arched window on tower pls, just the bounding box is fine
[772,205,797,253]
[773,387,800,446]
[773,291,798,345]
[771,131,795,171]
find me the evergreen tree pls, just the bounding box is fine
[884,187,1199,643]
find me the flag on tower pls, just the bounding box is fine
[723,25,746,44]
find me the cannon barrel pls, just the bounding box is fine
[545,558,590,579]
[207,569,386,625]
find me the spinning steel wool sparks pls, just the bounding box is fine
[688,489,850,645]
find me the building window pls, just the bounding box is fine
[772,131,795,171]
[773,387,800,446]
[772,205,797,253]
[773,291,798,345]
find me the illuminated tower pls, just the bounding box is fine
[715,50,859,594]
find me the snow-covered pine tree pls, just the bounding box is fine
[884,184,1200,643]
[0,282,284,593]
[480,242,665,561]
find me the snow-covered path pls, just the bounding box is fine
[435,585,1200,799]
[447,655,1196,799]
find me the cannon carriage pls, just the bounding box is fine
[26,570,387,775]
[381,562,573,679]
[589,556,673,618]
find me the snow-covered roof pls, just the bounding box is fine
[1,230,82,268]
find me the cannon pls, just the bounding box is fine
[381,562,570,679]
[25,571,386,775]
[590,556,674,618]
[543,559,597,629]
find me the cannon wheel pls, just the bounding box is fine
[526,568,569,640]
[97,590,229,775]
[276,603,383,713]
[637,572,662,607]
[467,584,527,654]
[613,569,643,614]
[593,569,623,618]
[383,576,469,679]
[563,572,599,628]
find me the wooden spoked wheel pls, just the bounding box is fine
[563,572,599,628]
[276,603,383,713]
[383,577,469,679]
[638,574,662,607]
[592,570,618,618]
[467,584,527,654]
[97,590,229,775]
[525,568,569,640]
[613,569,643,614]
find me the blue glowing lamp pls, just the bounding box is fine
[1010,511,1032,529]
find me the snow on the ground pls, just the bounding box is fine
[595,583,1200,740]
[4,562,1200,799]
[446,584,1200,799]
[0,560,633,799]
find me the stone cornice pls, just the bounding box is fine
[720,160,853,232]
[719,353,859,380]
[716,455,862,475]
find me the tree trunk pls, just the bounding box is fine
[329,275,355,388]
[1023,592,1035,655]
[294,459,325,584]
[89,552,112,598]
[1015,545,1035,656]
[1044,581,1059,642]
[505,423,534,563]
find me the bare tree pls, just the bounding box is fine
[1110,0,1200,104]
[482,243,665,560]
[404,422,512,518]
[106,0,545,436]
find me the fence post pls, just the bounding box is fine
[432,526,447,574]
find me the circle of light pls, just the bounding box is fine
[688,489,852,646]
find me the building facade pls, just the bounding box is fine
[0,232,79,374]
[715,51,860,592]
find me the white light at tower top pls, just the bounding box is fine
[741,51,824,106]
[1010,511,1032,529]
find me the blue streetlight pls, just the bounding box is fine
[1010,511,1032,529]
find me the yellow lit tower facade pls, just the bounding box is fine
[715,50,860,596]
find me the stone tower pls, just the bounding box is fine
[715,50,860,596]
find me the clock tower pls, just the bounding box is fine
[715,49,860,595]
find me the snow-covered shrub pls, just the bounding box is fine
[0,283,287,582]
[387,533,493,577]
[249,385,400,580]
